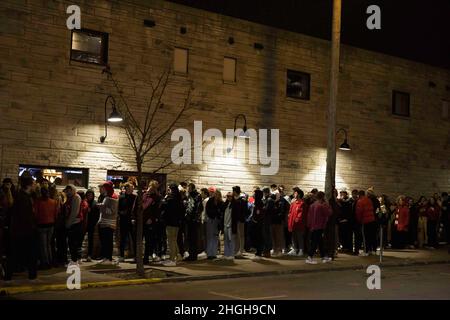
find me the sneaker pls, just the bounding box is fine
[235,252,243,258]
[224,256,234,261]
[287,249,297,256]
[85,256,92,262]
[153,256,161,262]
[162,260,176,267]
[118,257,125,263]
[252,255,262,261]
[183,252,190,259]
[198,252,207,259]
[297,249,304,257]
[305,257,317,265]
[322,257,332,263]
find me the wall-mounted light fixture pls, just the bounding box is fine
[227,114,250,153]
[337,128,351,151]
[100,95,123,143]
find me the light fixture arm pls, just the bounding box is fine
[100,95,116,143]
[336,128,348,141]
[233,113,247,132]
[228,114,248,152]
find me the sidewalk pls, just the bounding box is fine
[1,248,449,296]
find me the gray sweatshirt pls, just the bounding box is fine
[65,194,81,229]
[98,196,119,229]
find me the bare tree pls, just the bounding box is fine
[102,65,194,276]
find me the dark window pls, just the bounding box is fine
[70,29,108,65]
[19,165,89,188]
[392,90,410,117]
[286,70,310,100]
[106,170,167,195]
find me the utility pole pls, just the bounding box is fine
[325,0,342,200]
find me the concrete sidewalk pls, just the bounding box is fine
[1,248,449,296]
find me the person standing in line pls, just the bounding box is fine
[407,196,419,248]
[63,185,83,266]
[4,177,38,281]
[97,182,119,264]
[34,185,59,269]
[142,180,162,264]
[426,197,440,249]
[198,188,210,258]
[392,195,410,249]
[355,190,376,256]
[251,189,265,261]
[160,183,185,266]
[222,192,238,260]
[118,183,137,262]
[85,189,99,261]
[440,192,449,245]
[232,186,248,258]
[262,187,275,258]
[349,189,361,255]
[278,185,292,254]
[337,190,353,253]
[184,183,202,261]
[305,191,332,264]
[287,187,305,256]
[271,189,289,257]
[205,188,223,260]
[416,196,428,249]
[325,188,340,260]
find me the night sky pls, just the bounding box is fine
[167,0,450,70]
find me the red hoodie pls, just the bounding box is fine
[355,196,375,224]
[307,200,331,231]
[395,205,409,232]
[34,198,59,225]
[288,199,305,232]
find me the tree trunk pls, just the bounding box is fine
[325,0,342,200]
[135,157,145,277]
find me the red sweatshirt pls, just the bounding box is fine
[288,199,305,232]
[307,200,331,231]
[34,198,59,225]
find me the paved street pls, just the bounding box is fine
[10,263,450,300]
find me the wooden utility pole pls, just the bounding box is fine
[325,0,342,200]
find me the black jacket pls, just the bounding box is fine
[272,196,290,224]
[160,194,184,227]
[262,196,275,223]
[206,197,223,220]
[9,190,37,239]
[185,190,202,223]
[233,196,249,223]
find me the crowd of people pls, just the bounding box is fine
[0,174,449,281]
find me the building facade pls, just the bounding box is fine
[0,0,449,198]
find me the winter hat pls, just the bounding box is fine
[208,186,216,193]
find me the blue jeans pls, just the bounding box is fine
[224,226,234,257]
[206,218,219,257]
[38,226,54,266]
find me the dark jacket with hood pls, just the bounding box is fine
[161,190,185,227]
[9,190,37,239]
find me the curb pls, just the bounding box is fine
[1,259,449,296]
